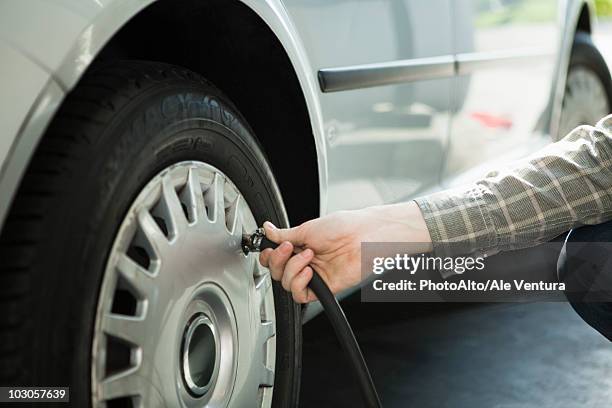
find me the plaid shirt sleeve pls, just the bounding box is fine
[414,114,612,261]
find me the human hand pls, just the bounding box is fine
[259,202,432,303]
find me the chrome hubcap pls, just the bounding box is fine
[91,161,276,408]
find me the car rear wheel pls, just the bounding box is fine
[557,31,612,138]
[0,60,301,407]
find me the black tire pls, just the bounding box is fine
[557,31,612,138]
[571,32,612,99]
[0,60,301,406]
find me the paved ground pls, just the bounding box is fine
[299,299,612,408]
[298,242,612,407]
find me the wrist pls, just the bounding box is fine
[361,202,433,252]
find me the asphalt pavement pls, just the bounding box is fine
[299,299,612,408]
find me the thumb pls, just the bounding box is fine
[263,221,305,246]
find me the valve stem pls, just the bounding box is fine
[241,228,266,254]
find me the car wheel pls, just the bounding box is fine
[557,31,612,138]
[0,60,301,407]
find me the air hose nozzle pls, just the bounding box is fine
[241,225,382,407]
[241,228,266,254]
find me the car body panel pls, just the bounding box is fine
[0,78,64,228]
[442,0,560,187]
[0,42,49,173]
[0,0,330,227]
[283,0,454,212]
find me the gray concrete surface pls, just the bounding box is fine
[300,300,612,408]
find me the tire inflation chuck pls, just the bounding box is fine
[242,228,383,408]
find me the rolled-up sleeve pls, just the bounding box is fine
[414,114,612,259]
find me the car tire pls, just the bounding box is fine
[0,60,301,407]
[557,31,612,138]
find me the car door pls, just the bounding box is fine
[282,0,454,212]
[443,0,560,186]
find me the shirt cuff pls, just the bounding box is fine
[414,184,498,275]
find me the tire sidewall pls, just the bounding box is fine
[569,32,612,109]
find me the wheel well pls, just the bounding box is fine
[577,3,591,34]
[93,0,319,225]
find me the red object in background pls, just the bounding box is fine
[471,112,513,129]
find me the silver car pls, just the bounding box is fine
[0,0,609,407]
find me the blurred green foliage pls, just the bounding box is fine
[475,0,612,27]
[475,0,557,27]
[596,0,612,17]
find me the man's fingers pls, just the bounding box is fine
[291,266,316,303]
[267,242,293,281]
[259,248,272,267]
[281,249,314,291]
[264,221,306,246]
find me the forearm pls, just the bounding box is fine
[415,115,612,258]
[362,202,433,253]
